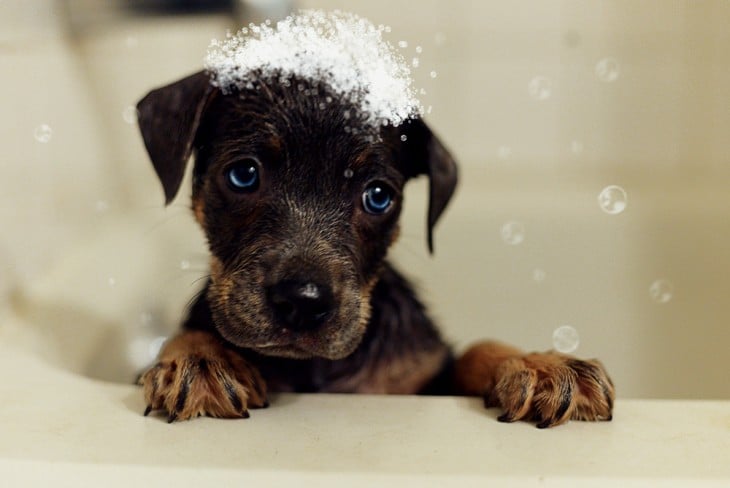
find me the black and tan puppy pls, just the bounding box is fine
[136,57,613,428]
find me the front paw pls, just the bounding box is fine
[138,331,268,422]
[489,352,614,428]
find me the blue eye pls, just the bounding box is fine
[226,161,259,192]
[362,183,394,215]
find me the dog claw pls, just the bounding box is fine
[497,413,515,423]
[167,413,178,423]
[262,399,270,409]
[143,405,152,416]
[536,420,552,429]
[242,410,250,419]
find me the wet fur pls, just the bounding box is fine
[136,71,614,427]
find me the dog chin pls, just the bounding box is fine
[250,335,362,361]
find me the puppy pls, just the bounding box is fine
[136,16,614,428]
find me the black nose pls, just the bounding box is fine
[267,280,334,330]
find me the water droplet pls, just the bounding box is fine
[429,71,438,79]
[497,146,512,160]
[34,124,53,143]
[649,280,673,304]
[122,105,138,125]
[344,168,354,178]
[400,134,408,142]
[501,221,525,245]
[528,76,551,101]
[596,57,620,82]
[533,268,546,282]
[180,260,190,270]
[597,185,627,215]
[412,57,420,68]
[415,45,423,54]
[398,40,408,48]
[552,325,579,353]
[569,140,584,154]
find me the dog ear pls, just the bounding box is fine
[137,71,217,204]
[399,118,458,254]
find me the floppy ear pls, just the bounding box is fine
[399,118,459,254]
[137,71,217,204]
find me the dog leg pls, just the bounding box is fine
[138,330,268,422]
[455,341,614,428]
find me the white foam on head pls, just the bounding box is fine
[204,10,423,128]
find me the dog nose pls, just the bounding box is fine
[267,280,334,330]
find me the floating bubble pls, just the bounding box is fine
[180,260,190,270]
[501,221,525,245]
[429,70,438,79]
[34,124,53,143]
[649,280,673,303]
[595,57,620,82]
[400,134,408,142]
[528,76,551,101]
[412,57,420,68]
[553,325,579,353]
[122,105,138,125]
[533,268,546,282]
[415,45,423,54]
[569,140,584,154]
[597,185,627,214]
[398,40,408,48]
[497,146,512,160]
[343,168,354,178]
[94,200,109,213]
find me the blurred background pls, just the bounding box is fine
[1,0,728,399]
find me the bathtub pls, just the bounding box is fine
[1,0,728,484]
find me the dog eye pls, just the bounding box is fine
[362,183,394,215]
[225,160,260,193]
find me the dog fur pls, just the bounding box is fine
[136,71,614,427]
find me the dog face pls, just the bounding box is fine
[137,71,457,360]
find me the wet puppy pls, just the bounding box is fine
[136,71,614,427]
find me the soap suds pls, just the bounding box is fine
[204,10,423,128]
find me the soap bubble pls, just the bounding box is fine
[180,260,190,270]
[497,146,512,160]
[533,268,546,282]
[597,185,627,214]
[34,124,53,143]
[94,200,109,213]
[501,221,525,245]
[595,57,620,82]
[429,71,438,79]
[415,45,423,54]
[122,105,138,125]
[569,140,584,154]
[649,280,673,303]
[400,134,408,142]
[553,325,579,353]
[343,168,354,178]
[528,76,551,101]
[412,57,420,68]
[398,40,408,48]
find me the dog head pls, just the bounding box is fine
[137,70,457,360]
